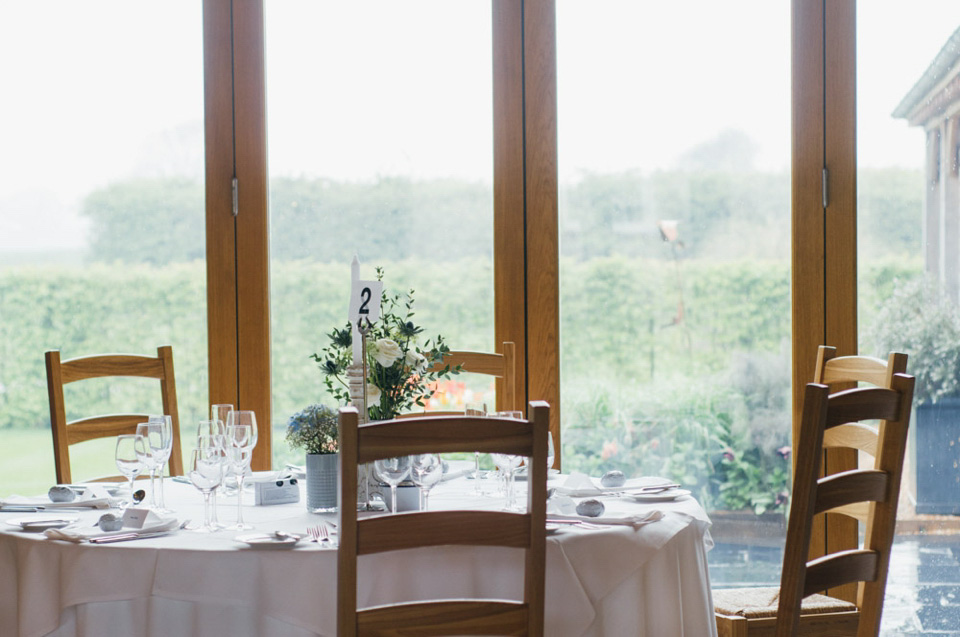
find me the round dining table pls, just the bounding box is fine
[0,471,717,637]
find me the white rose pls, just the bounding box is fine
[370,338,403,367]
[405,350,427,371]
[365,383,382,406]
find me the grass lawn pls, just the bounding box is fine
[0,429,163,497]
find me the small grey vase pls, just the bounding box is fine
[306,452,338,512]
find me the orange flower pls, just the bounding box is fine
[601,440,619,460]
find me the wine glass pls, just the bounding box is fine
[134,422,159,507]
[115,434,145,509]
[225,413,256,530]
[409,454,444,511]
[374,456,411,514]
[148,415,174,514]
[188,447,223,532]
[465,405,487,494]
[226,410,258,447]
[211,403,234,430]
[546,431,555,470]
[490,451,524,511]
[197,423,226,527]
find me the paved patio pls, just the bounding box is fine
[709,532,960,635]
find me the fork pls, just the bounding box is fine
[308,524,330,544]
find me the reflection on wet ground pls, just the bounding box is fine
[710,536,960,635]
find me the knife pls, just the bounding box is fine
[615,483,681,494]
[89,529,172,543]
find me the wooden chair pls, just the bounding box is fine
[425,341,518,413]
[714,373,915,637]
[45,345,184,483]
[337,401,549,637]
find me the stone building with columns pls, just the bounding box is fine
[894,26,960,303]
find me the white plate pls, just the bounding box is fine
[6,516,79,532]
[625,489,691,503]
[514,468,561,481]
[235,533,303,549]
[545,523,561,535]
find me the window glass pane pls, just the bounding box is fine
[858,3,960,632]
[265,1,494,468]
[0,2,207,493]
[557,0,791,588]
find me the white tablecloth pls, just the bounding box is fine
[0,475,717,637]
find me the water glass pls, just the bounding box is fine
[225,412,257,530]
[465,405,487,494]
[147,415,174,513]
[410,454,443,510]
[134,422,159,507]
[491,451,524,511]
[188,447,223,532]
[115,434,145,509]
[374,456,411,514]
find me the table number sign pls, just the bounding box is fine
[349,255,382,365]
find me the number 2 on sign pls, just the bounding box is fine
[350,279,382,324]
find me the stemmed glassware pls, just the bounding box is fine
[374,456,411,514]
[188,446,223,532]
[490,451,524,511]
[410,453,443,511]
[115,434,145,509]
[148,415,174,513]
[134,422,158,507]
[197,420,226,527]
[465,404,487,494]
[225,410,257,530]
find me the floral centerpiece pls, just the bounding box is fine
[286,403,339,455]
[312,267,459,422]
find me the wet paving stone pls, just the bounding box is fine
[711,535,960,635]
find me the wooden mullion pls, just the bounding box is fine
[823,0,859,604]
[232,0,272,469]
[522,0,561,459]
[493,0,527,421]
[203,0,240,419]
[791,0,828,569]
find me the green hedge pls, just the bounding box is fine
[0,257,921,510]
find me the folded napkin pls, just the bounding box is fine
[44,516,179,543]
[1,484,113,510]
[553,472,674,498]
[547,509,664,529]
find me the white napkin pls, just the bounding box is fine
[44,516,179,543]
[547,509,665,529]
[552,472,674,498]
[546,493,665,528]
[1,484,113,510]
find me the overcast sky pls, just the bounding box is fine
[2,1,960,251]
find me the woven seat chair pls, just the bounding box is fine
[714,372,915,637]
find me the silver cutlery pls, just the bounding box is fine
[89,529,173,543]
[307,524,331,544]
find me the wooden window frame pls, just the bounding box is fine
[204,3,858,580]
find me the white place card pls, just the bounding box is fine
[121,508,165,530]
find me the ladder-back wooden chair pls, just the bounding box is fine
[337,401,549,636]
[45,345,184,483]
[424,341,518,413]
[714,373,915,637]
